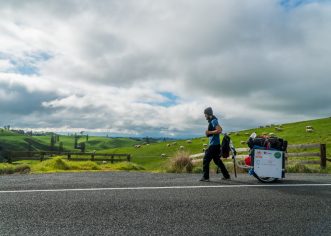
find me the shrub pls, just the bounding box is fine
[170,151,193,173]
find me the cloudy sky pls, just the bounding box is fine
[0,0,330,137]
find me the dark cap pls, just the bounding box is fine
[204,107,213,116]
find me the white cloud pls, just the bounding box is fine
[0,0,330,137]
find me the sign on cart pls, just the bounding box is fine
[254,149,283,178]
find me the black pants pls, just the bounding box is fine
[203,145,230,179]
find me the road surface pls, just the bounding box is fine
[0,172,330,235]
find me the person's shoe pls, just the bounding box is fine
[199,177,210,182]
[222,176,231,180]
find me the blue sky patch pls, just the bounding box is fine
[158,92,179,107]
[2,51,53,76]
[279,0,330,9]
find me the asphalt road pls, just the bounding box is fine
[0,172,330,236]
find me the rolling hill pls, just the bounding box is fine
[0,117,330,172]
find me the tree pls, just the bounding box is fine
[59,142,64,152]
[50,135,55,150]
[79,142,86,153]
[74,135,78,149]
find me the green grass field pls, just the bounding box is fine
[0,117,330,174]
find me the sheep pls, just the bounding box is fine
[134,145,141,148]
[306,126,313,129]
[167,144,171,147]
[172,142,177,145]
[161,153,167,158]
[186,140,192,144]
[179,146,184,150]
[306,128,314,133]
[203,144,208,147]
[202,148,207,152]
[275,127,283,131]
[102,161,107,164]
[269,133,275,136]
[245,133,249,135]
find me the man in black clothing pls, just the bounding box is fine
[200,107,230,182]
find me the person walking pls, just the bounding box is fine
[200,107,230,182]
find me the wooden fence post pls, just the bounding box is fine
[111,155,114,164]
[320,144,326,169]
[67,153,71,160]
[127,154,131,162]
[91,154,95,161]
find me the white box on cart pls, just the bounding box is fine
[253,149,284,179]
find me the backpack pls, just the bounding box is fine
[247,136,287,151]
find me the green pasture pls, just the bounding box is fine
[0,117,330,174]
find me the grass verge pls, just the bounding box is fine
[1,156,145,174]
[0,163,31,175]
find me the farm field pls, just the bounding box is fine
[0,117,330,174]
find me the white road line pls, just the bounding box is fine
[0,184,331,193]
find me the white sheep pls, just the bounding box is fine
[179,146,184,150]
[167,144,171,147]
[203,144,208,147]
[306,126,313,129]
[172,142,177,145]
[186,140,192,144]
[306,128,314,133]
[134,145,141,148]
[161,153,167,158]
[245,133,249,135]
[275,127,283,131]
[202,148,207,152]
[269,133,275,136]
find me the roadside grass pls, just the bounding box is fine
[1,157,144,174]
[0,163,30,175]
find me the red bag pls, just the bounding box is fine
[245,156,251,166]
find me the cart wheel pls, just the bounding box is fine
[253,173,278,183]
